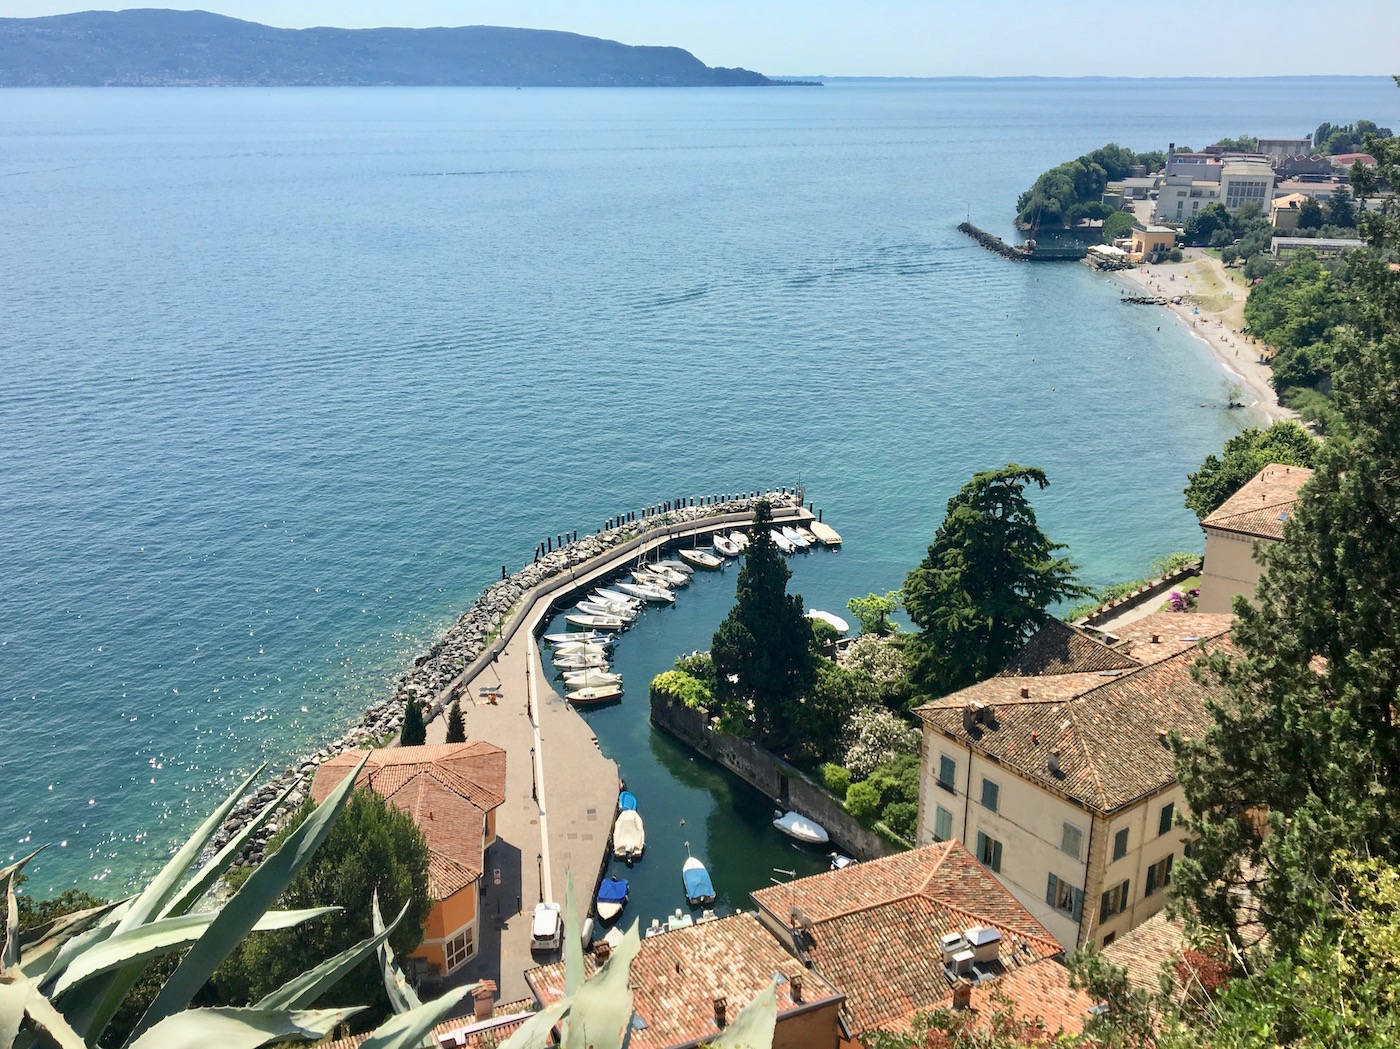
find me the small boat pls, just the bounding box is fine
[667,909,695,932]
[544,630,611,647]
[728,531,750,550]
[565,613,627,631]
[773,810,830,844]
[769,529,794,554]
[577,600,636,621]
[809,521,842,547]
[563,669,622,689]
[554,652,610,671]
[805,610,851,635]
[567,684,624,705]
[829,853,857,871]
[591,588,641,610]
[796,525,818,546]
[613,809,645,860]
[781,526,810,550]
[644,563,689,586]
[631,569,673,588]
[619,790,638,811]
[678,548,723,571]
[553,640,609,657]
[596,877,629,922]
[651,558,695,576]
[682,849,715,907]
[712,533,742,558]
[616,581,675,604]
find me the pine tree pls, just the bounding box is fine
[1175,125,1400,953]
[711,500,816,753]
[400,696,427,747]
[445,698,466,744]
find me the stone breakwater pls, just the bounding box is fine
[211,490,804,865]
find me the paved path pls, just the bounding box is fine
[425,506,817,1002]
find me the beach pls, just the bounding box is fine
[1113,249,1295,424]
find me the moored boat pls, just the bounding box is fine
[650,558,694,576]
[667,908,695,932]
[563,668,622,689]
[728,531,750,550]
[613,808,645,861]
[795,525,818,546]
[772,810,830,844]
[566,684,624,705]
[554,652,610,671]
[596,876,629,922]
[591,588,641,610]
[677,548,723,571]
[619,790,638,811]
[644,563,689,586]
[565,612,627,631]
[781,526,810,550]
[769,529,794,554]
[544,630,611,647]
[809,521,842,547]
[805,610,851,636]
[577,600,636,621]
[712,533,742,558]
[682,849,715,907]
[616,581,675,603]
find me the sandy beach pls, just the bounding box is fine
[1112,249,1294,424]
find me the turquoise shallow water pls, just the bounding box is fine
[3,78,1397,894]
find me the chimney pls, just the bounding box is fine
[595,939,612,962]
[1157,728,1169,744]
[952,978,973,1012]
[1020,686,1030,698]
[1151,633,1161,644]
[713,993,728,1029]
[1031,730,1039,745]
[472,979,497,1023]
[1048,750,1062,774]
[790,973,804,1004]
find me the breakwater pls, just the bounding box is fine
[958,221,1031,261]
[211,489,807,863]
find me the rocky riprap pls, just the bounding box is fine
[212,491,802,865]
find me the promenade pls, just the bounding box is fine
[423,503,816,1001]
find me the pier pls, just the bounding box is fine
[958,221,1089,262]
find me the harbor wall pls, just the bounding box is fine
[650,690,903,863]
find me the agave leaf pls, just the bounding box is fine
[51,907,339,998]
[256,899,409,1012]
[709,977,778,1049]
[17,982,88,1049]
[127,754,368,1042]
[118,766,266,933]
[499,1001,570,1049]
[160,779,296,920]
[18,900,126,980]
[562,874,583,998]
[563,921,640,1049]
[357,987,473,1049]
[3,877,18,972]
[371,893,420,1014]
[1,978,27,1048]
[0,849,46,892]
[126,1006,362,1049]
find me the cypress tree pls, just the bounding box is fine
[400,696,427,747]
[445,698,466,744]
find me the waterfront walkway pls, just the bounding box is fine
[424,504,815,1002]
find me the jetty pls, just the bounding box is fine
[1121,294,1182,306]
[958,221,1089,262]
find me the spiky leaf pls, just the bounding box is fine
[1,978,27,1049]
[563,921,640,1049]
[371,893,420,1014]
[126,1006,361,1049]
[562,874,583,998]
[709,977,778,1048]
[18,982,88,1049]
[18,899,124,976]
[357,987,473,1049]
[257,900,408,1011]
[499,1002,569,1049]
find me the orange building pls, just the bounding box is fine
[312,741,506,977]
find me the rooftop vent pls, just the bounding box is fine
[1048,750,1062,775]
[964,926,1002,964]
[1151,633,1161,644]
[1020,686,1030,698]
[940,931,970,960]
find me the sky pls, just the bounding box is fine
[6,1,1400,78]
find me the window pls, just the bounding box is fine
[1061,823,1083,859]
[938,755,957,793]
[1146,854,1174,896]
[444,925,475,971]
[1113,828,1129,861]
[976,831,1002,873]
[1158,802,1176,837]
[934,805,953,842]
[1046,873,1084,921]
[1102,932,1117,946]
[980,777,999,812]
[1100,880,1131,919]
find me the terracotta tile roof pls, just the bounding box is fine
[526,913,843,1049]
[311,742,506,898]
[1096,612,1236,666]
[1202,463,1313,540]
[998,618,1141,677]
[751,842,1065,1037]
[1101,911,1185,991]
[319,1008,533,1049]
[968,959,1092,1037]
[915,621,1235,814]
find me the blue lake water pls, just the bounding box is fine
[3,78,1396,894]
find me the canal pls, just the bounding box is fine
[537,544,859,934]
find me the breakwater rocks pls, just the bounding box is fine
[958,221,1031,261]
[212,490,803,866]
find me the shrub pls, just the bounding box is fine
[845,780,882,822]
[841,635,911,709]
[650,669,713,712]
[882,802,919,841]
[821,762,852,796]
[841,707,921,779]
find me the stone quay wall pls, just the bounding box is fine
[211,489,806,864]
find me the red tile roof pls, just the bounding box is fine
[1202,463,1313,540]
[312,742,506,898]
[751,842,1066,1038]
[1101,911,1185,991]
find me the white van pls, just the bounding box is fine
[531,901,562,953]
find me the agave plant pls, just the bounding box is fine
[0,758,474,1049]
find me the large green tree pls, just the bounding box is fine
[1174,123,1400,954]
[903,465,1087,698]
[710,500,816,753]
[214,787,433,1013]
[1183,421,1319,519]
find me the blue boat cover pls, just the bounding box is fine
[619,791,638,811]
[683,862,714,903]
[597,877,629,903]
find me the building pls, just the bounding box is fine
[1269,192,1310,230]
[1258,136,1313,159]
[1130,223,1177,258]
[1198,463,1314,613]
[311,741,507,978]
[1154,173,1220,224]
[1270,236,1365,262]
[912,612,1235,950]
[1219,158,1276,214]
[751,841,1092,1045]
[1155,157,1274,224]
[1273,176,1346,202]
[1331,152,1378,170]
[526,912,846,1049]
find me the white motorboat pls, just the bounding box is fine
[809,521,842,547]
[769,529,794,554]
[544,630,611,647]
[567,684,624,705]
[563,668,622,689]
[577,600,636,621]
[554,652,610,671]
[565,612,627,631]
[591,588,641,610]
[596,876,629,921]
[772,810,830,844]
[644,563,689,586]
[677,548,723,571]
[712,533,742,558]
[781,526,810,550]
[631,569,672,587]
[553,639,609,655]
[667,909,694,932]
[613,809,645,861]
[616,581,675,604]
[651,558,694,576]
[728,531,750,550]
[805,610,851,635]
[796,525,818,546]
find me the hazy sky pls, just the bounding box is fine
[8,2,1400,78]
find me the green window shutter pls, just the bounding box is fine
[1113,828,1129,860]
[1101,890,1112,917]
[1047,873,1059,907]
[1165,854,1174,884]
[1072,887,1084,922]
[1159,802,1175,836]
[935,806,953,842]
[977,831,988,864]
[992,839,1002,872]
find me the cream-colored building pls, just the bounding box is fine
[1198,463,1313,614]
[1270,192,1310,230]
[1220,157,1276,213]
[914,613,1234,950]
[1155,158,1275,225]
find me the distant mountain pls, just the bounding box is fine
[0,9,802,88]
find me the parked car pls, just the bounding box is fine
[531,901,562,953]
